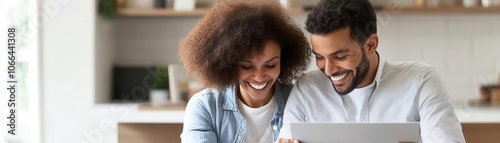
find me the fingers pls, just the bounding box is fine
[275,138,300,143]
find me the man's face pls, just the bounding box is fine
[311,27,369,95]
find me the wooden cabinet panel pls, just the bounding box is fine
[462,123,500,143]
[118,123,183,143]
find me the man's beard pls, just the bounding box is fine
[335,51,370,95]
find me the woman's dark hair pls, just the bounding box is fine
[306,0,377,45]
[179,0,311,90]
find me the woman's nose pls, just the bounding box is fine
[253,69,266,82]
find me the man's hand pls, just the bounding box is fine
[275,138,299,143]
[275,139,414,143]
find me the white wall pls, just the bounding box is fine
[376,13,500,102]
[113,17,200,66]
[113,13,500,103]
[41,0,95,142]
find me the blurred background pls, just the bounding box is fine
[1,0,500,142]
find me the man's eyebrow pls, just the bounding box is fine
[312,51,320,55]
[330,49,349,56]
[312,48,349,56]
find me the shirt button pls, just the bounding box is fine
[273,125,278,131]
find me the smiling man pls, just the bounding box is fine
[277,0,465,142]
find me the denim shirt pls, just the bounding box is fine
[181,83,291,143]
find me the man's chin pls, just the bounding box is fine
[334,87,348,95]
[335,90,348,95]
[334,84,355,95]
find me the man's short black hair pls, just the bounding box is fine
[306,0,377,45]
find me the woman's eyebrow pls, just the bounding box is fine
[265,57,280,63]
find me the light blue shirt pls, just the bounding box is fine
[181,83,290,143]
[279,55,466,143]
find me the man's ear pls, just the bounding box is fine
[364,34,378,53]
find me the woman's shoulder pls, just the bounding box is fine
[188,88,222,106]
[186,87,236,111]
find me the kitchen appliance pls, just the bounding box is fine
[112,66,168,102]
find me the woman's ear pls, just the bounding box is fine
[364,34,378,53]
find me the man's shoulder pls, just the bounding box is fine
[298,69,327,82]
[386,60,433,69]
[292,69,332,93]
[384,60,435,75]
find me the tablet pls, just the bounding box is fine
[291,122,420,143]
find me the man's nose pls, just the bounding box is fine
[324,60,339,76]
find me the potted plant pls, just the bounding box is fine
[98,0,117,19]
[150,66,169,106]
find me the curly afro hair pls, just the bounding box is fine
[179,0,311,90]
[306,0,377,45]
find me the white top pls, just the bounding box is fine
[238,96,276,143]
[342,80,376,122]
[279,55,466,143]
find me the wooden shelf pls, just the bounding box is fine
[394,6,500,13]
[117,8,211,17]
[117,6,500,17]
[139,102,186,110]
[117,7,309,17]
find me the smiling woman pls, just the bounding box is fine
[236,40,282,108]
[178,0,311,142]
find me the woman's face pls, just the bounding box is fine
[237,40,281,108]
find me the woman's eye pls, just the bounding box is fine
[265,65,276,68]
[241,66,252,70]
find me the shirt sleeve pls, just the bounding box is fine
[418,67,466,143]
[278,79,307,139]
[181,93,217,143]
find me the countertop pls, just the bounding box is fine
[93,103,500,124]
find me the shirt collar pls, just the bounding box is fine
[374,52,385,89]
[222,85,238,111]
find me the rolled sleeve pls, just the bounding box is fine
[418,67,465,143]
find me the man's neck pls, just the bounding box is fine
[357,52,379,88]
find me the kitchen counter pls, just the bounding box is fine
[94,103,184,123]
[453,103,500,123]
[93,103,500,123]
[92,103,500,143]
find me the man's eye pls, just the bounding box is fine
[315,56,324,60]
[335,56,347,60]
